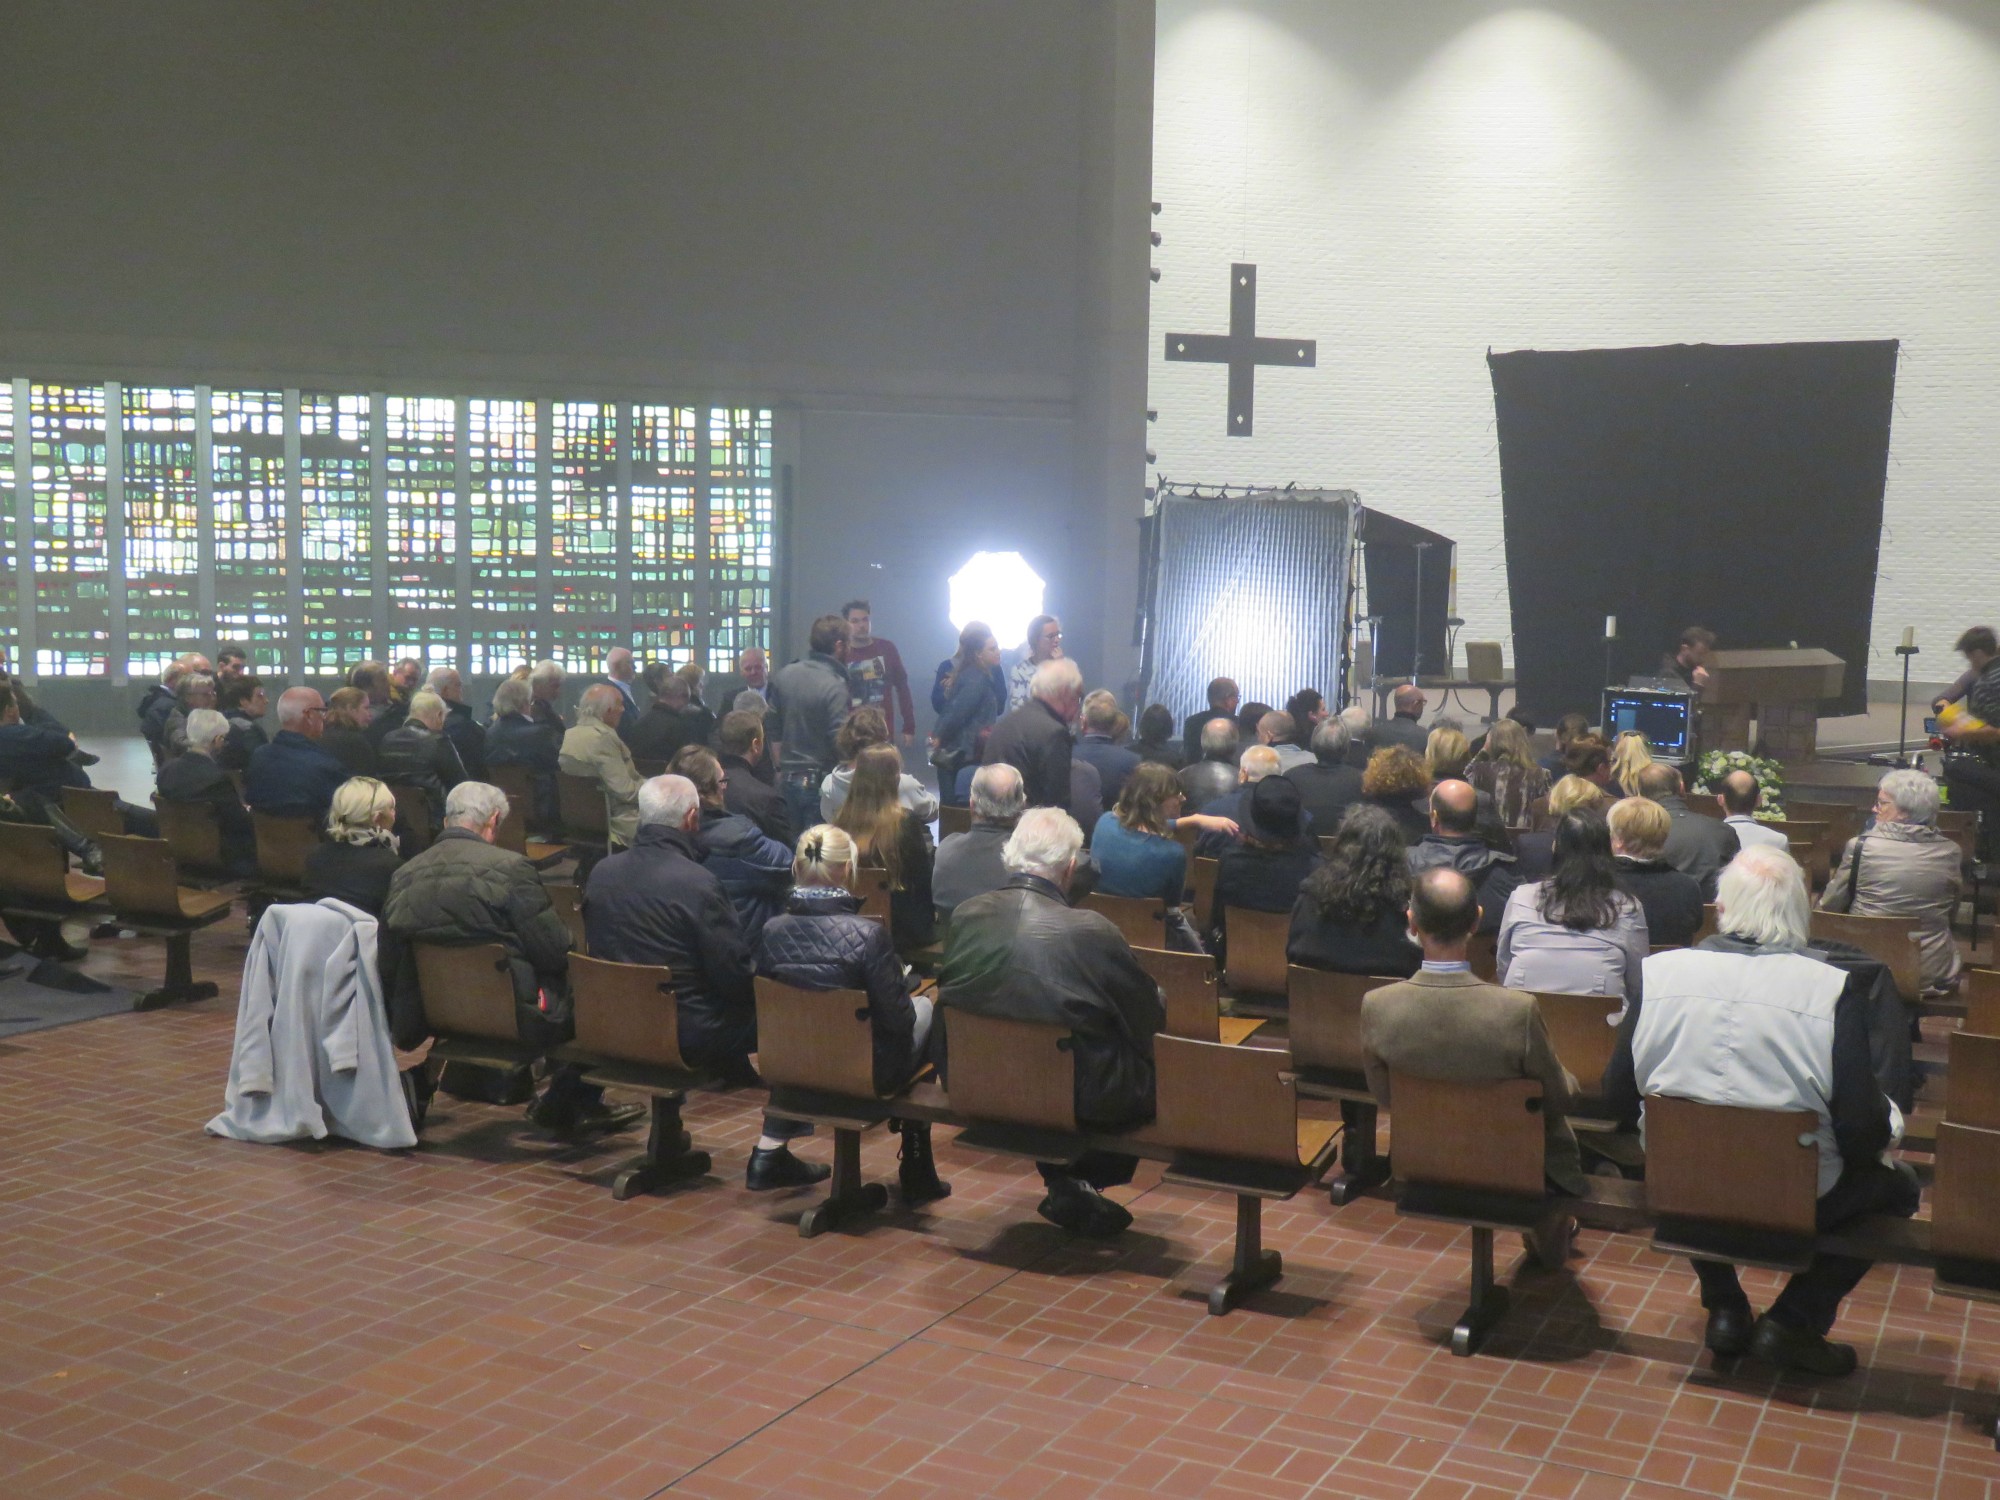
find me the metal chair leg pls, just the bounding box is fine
[1451,1226,1511,1356]
[1329,1099,1390,1205]
[610,1094,711,1200]
[136,931,219,1010]
[1207,1194,1283,1315]
[798,1127,888,1238]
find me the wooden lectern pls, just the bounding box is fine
[1700,649,1846,761]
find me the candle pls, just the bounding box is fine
[1901,626,1916,649]
[1605,615,1616,639]
[1448,568,1458,616]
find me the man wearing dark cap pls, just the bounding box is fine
[1208,775,1323,956]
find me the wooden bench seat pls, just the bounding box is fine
[96,834,233,1009]
[250,810,319,902]
[411,940,546,1075]
[1133,945,1262,1046]
[0,821,109,931]
[1286,966,1394,1204]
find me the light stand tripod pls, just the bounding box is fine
[1895,643,1920,767]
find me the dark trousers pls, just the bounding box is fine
[1942,758,2000,852]
[780,773,822,838]
[1038,1150,1138,1192]
[1691,1158,1921,1335]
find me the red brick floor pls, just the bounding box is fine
[3,918,1998,1499]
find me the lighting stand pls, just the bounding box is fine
[1604,631,1617,694]
[1411,542,1432,679]
[1895,643,1920,767]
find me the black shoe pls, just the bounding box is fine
[568,1100,646,1136]
[1747,1315,1858,1377]
[745,1144,831,1191]
[1704,1303,1755,1358]
[1036,1175,1132,1239]
[894,1122,951,1206]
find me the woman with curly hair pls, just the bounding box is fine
[1359,744,1431,845]
[1286,805,1421,976]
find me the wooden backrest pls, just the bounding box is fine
[1938,807,1980,838]
[59,786,122,840]
[1318,835,1338,859]
[1807,910,1922,1003]
[557,771,609,836]
[941,1008,1075,1131]
[1467,928,1498,982]
[1223,906,1290,996]
[1642,1094,1819,1236]
[1693,903,1719,945]
[1189,855,1218,930]
[1964,969,2000,1039]
[1765,819,1828,845]
[152,797,224,870]
[96,834,189,919]
[1080,892,1169,950]
[0,821,74,902]
[843,860,894,925]
[1133,944,1220,1041]
[1152,1033,1301,1166]
[1525,796,1552,832]
[938,804,972,839]
[487,762,533,807]
[494,794,529,854]
[1388,1073,1546,1196]
[1173,821,1200,852]
[1531,991,1621,1095]
[391,784,435,854]
[1683,792,1723,819]
[1932,1120,2000,1267]
[1938,821,1978,866]
[570,953,688,1069]
[545,882,587,955]
[412,941,519,1041]
[753,977,879,1098]
[252,811,318,884]
[1947,1029,2000,1130]
[1286,967,1386,1074]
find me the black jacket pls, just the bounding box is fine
[983,699,1074,811]
[1614,856,1704,947]
[380,827,574,1051]
[1371,713,1429,753]
[1407,833,1520,935]
[486,712,562,827]
[220,715,268,773]
[1287,899,1420,977]
[853,814,938,952]
[1075,734,1140,813]
[697,803,794,946]
[1134,737,1185,771]
[1362,791,1430,846]
[304,839,404,918]
[155,752,257,871]
[243,730,350,825]
[1658,795,1740,901]
[938,873,1163,1129]
[1212,840,1324,951]
[756,886,923,1093]
[1177,757,1237,812]
[364,698,408,747]
[625,704,713,766]
[1181,710,1233,765]
[721,752,793,846]
[581,822,758,1070]
[1287,761,1363,837]
[444,701,487,780]
[320,723,379,778]
[377,722,467,821]
[0,720,88,802]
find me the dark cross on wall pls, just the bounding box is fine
[1163,263,1316,437]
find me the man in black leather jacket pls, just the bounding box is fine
[938,806,1164,1238]
[377,690,467,825]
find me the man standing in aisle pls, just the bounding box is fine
[842,600,916,748]
[768,615,853,835]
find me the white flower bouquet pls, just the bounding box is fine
[1693,749,1785,820]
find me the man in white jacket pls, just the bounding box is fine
[1604,845,1919,1377]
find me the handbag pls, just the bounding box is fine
[1827,833,1867,913]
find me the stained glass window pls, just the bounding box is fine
[465,398,538,675]
[211,389,289,667]
[29,384,110,675]
[121,386,201,675]
[633,403,699,665]
[383,396,457,671]
[298,391,373,673]
[548,401,620,672]
[0,385,15,669]
[705,406,776,673]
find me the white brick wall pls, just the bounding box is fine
[1151,0,2000,687]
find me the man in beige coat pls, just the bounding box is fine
[559,683,643,847]
[1361,867,1588,1200]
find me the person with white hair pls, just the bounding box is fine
[934,762,1030,917]
[558,683,644,847]
[244,687,351,825]
[136,657,190,736]
[154,706,258,876]
[378,689,468,824]
[937,807,1164,1239]
[485,674,562,829]
[382,779,638,1138]
[303,777,403,916]
[584,775,827,1191]
[1177,716,1241,811]
[982,655,1084,811]
[1605,845,1918,1376]
[1288,715,1364,834]
[1819,768,1962,993]
[527,659,566,735]
[158,672,218,760]
[601,645,640,718]
[425,665,486,778]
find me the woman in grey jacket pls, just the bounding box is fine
[1819,768,1962,994]
[1497,810,1648,1007]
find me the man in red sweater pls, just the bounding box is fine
[843,599,916,746]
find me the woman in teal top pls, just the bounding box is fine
[1091,762,1239,909]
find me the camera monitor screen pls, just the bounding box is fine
[1601,689,1693,758]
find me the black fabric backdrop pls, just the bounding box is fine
[1490,340,1897,720]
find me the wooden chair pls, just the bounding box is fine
[1683,792,1724,820]
[844,861,894,926]
[1932,1120,2000,1302]
[1946,1029,2000,1131]
[756,976,934,1236]
[1808,910,1923,1003]
[1530,991,1621,1099]
[1643,1094,1822,1274]
[0,821,108,940]
[94,834,234,1009]
[1133,944,1261,1046]
[1963,969,2000,1038]
[1221,906,1290,1007]
[1287,966,1395,1203]
[556,954,713,1199]
[1174,821,1201,853]
[937,804,971,839]
[1079,892,1170,950]
[410,940,541,1072]
[1386,1073,1556,1355]
[60,786,122,841]
[494,793,567,869]
[1525,796,1552,833]
[1189,855,1219,933]
[251,810,318,895]
[151,797,227,878]
[1467,928,1498,982]
[557,770,611,852]
[1149,1035,1340,1313]
[546,883,587,955]
[1318,835,1338,860]
[390,784,436,855]
[941,1009,1081,1160]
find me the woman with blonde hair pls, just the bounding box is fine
[833,743,936,951]
[1425,725,1472,784]
[1610,731,1655,798]
[303,777,403,915]
[1468,717,1553,831]
[754,824,949,1205]
[1514,774,1610,879]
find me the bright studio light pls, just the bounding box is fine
[949,550,1046,649]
